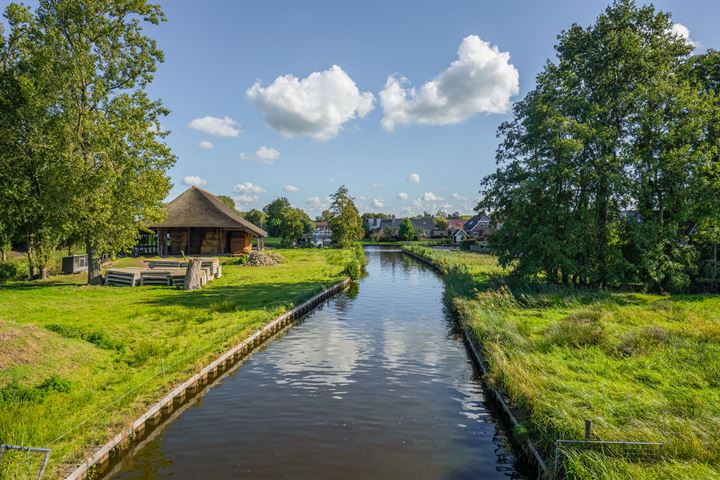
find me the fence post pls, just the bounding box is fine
[585,419,592,442]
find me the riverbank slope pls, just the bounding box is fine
[403,246,720,479]
[0,249,354,479]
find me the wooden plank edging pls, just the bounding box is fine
[402,248,549,475]
[64,277,351,480]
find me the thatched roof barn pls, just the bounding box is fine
[148,187,267,256]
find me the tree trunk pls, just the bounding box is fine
[26,235,37,278]
[184,258,204,291]
[713,243,718,292]
[86,238,103,285]
[40,267,49,280]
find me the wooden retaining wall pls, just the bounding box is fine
[64,277,352,480]
[402,248,550,477]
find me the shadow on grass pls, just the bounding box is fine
[141,280,334,313]
[0,278,85,290]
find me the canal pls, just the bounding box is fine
[111,247,523,479]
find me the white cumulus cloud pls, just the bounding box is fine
[284,185,298,193]
[423,192,442,202]
[182,176,207,187]
[241,146,280,164]
[670,23,696,47]
[305,196,326,208]
[451,192,469,201]
[233,182,266,194]
[397,192,409,200]
[247,65,375,140]
[197,140,214,150]
[407,173,421,183]
[372,197,386,208]
[188,116,242,137]
[380,35,519,131]
[233,194,258,206]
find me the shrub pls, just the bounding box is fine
[345,244,367,280]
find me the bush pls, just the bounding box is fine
[345,244,367,280]
[0,261,26,282]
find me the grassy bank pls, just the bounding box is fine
[0,249,354,479]
[404,246,720,479]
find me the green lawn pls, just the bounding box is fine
[404,246,720,479]
[0,249,352,479]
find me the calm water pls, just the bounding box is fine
[111,248,522,479]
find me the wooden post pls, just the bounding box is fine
[585,419,592,441]
[184,258,204,291]
[187,227,191,256]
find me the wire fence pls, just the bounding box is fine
[552,420,665,478]
[0,445,51,480]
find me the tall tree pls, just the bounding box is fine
[262,197,291,237]
[328,185,364,248]
[26,0,176,283]
[277,207,312,247]
[243,209,268,230]
[216,195,236,211]
[398,218,416,241]
[0,4,72,277]
[480,0,708,290]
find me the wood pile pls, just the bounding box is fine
[200,230,220,255]
[104,257,221,288]
[105,268,141,287]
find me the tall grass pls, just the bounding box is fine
[404,246,720,479]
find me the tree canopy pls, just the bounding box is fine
[0,0,175,281]
[328,185,364,248]
[479,0,719,291]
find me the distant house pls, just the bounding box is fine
[147,187,267,256]
[301,221,333,247]
[451,229,469,243]
[463,214,501,240]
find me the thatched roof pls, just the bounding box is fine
[149,187,267,236]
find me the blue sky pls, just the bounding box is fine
[8,1,720,217]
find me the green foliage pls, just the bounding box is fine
[277,207,313,246]
[262,197,292,236]
[344,244,367,280]
[216,195,236,210]
[479,0,717,291]
[243,208,268,230]
[328,185,364,248]
[0,0,176,283]
[398,218,416,241]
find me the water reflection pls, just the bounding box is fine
[111,248,523,480]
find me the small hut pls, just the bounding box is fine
[148,187,267,256]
